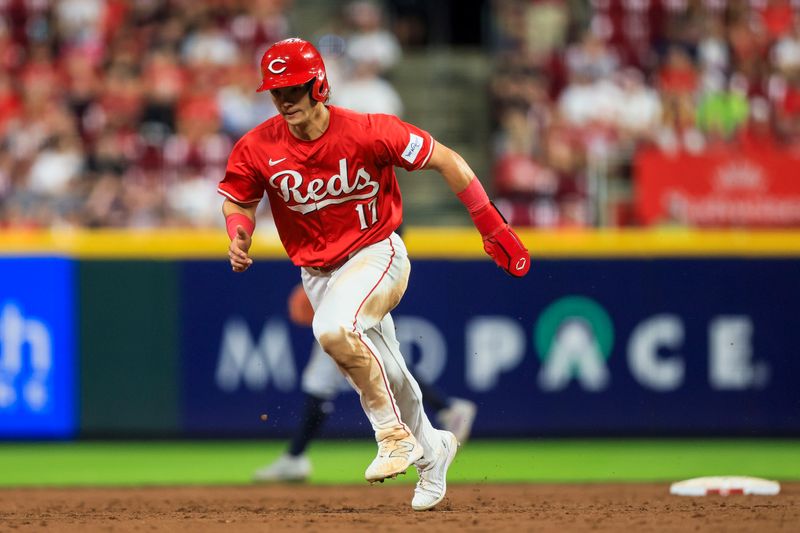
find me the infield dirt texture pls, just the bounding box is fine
[2,483,797,532]
[3,441,798,531]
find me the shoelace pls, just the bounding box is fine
[416,438,451,490]
[415,461,434,489]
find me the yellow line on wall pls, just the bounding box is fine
[0,230,261,259]
[1,228,799,259]
[408,228,800,258]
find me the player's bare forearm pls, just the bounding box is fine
[222,199,258,272]
[222,198,258,220]
[424,142,476,193]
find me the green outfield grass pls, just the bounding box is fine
[0,439,798,487]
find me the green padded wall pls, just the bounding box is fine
[79,261,180,436]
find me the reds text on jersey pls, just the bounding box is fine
[218,106,435,267]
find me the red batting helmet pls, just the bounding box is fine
[257,38,330,102]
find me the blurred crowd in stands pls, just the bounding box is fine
[490,0,800,227]
[0,0,403,229]
[4,0,799,230]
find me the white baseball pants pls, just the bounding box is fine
[301,232,442,460]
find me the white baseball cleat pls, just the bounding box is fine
[411,430,459,511]
[253,453,311,482]
[438,398,477,444]
[365,433,424,483]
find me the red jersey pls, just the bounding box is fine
[218,106,435,267]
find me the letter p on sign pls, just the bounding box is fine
[465,317,525,391]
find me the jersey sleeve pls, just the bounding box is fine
[217,137,264,204]
[370,114,435,171]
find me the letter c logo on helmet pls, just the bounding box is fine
[257,38,330,102]
[267,59,287,74]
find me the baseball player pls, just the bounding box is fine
[253,282,478,483]
[218,38,529,511]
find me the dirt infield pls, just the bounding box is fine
[1,483,797,532]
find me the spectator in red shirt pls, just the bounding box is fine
[758,0,795,41]
[774,73,800,145]
[0,73,21,136]
[658,46,699,133]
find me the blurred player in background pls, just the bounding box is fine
[219,38,529,510]
[253,282,478,483]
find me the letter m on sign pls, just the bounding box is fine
[215,317,296,393]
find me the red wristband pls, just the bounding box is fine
[456,177,490,214]
[226,213,255,240]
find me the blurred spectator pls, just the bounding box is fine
[615,68,662,141]
[317,3,405,116]
[544,124,590,227]
[182,16,239,66]
[772,16,800,74]
[696,71,750,143]
[773,22,800,74]
[63,50,102,140]
[334,60,403,116]
[140,49,185,135]
[316,34,349,98]
[492,116,560,227]
[0,73,21,137]
[217,59,278,138]
[657,45,699,132]
[557,70,622,129]
[522,0,569,59]
[27,134,84,195]
[100,63,144,133]
[343,0,402,73]
[758,0,795,40]
[697,17,731,87]
[228,0,291,61]
[55,0,104,47]
[564,30,620,82]
[162,93,232,227]
[773,71,800,144]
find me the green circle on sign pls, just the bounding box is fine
[535,296,614,360]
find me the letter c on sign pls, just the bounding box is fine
[268,59,287,74]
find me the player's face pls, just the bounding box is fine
[270,84,314,126]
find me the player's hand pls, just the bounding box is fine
[228,225,253,272]
[483,224,530,278]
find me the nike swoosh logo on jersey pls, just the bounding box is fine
[269,157,287,166]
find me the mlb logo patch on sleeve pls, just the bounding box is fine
[402,134,424,164]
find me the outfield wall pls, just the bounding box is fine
[1,229,799,439]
